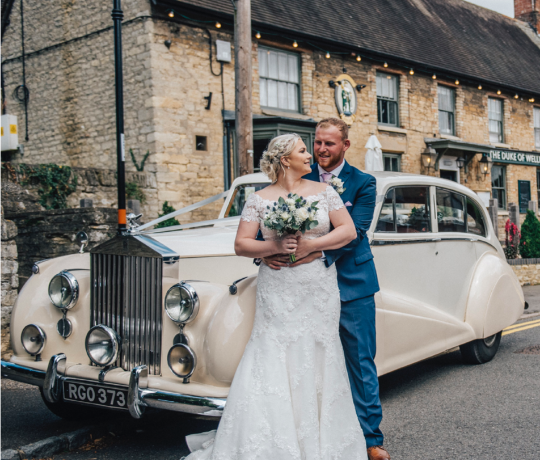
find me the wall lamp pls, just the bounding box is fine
[421,146,438,172]
[455,157,466,169]
[478,153,492,177]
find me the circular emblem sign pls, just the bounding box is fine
[334,74,357,126]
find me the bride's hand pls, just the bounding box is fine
[276,235,298,255]
[294,235,314,260]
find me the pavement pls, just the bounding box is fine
[2,285,540,459]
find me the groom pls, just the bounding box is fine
[263,118,390,460]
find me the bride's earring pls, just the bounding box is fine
[287,166,290,169]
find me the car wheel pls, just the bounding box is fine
[460,331,502,365]
[39,388,103,421]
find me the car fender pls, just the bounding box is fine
[465,252,524,338]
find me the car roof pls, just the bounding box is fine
[231,171,482,202]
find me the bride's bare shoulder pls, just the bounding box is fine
[302,179,327,195]
[255,185,279,200]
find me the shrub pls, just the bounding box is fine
[126,182,146,204]
[519,210,540,258]
[155,201,180,229]
[504,219,520,259]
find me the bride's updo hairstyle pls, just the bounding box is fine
[259,133,301,183]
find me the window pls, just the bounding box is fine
[491,165,506,209]
[376,73,399,126]
[258,47,300,112]
[225,183,269,217]
[436,189,465,232]
[466,197,487,237]
[489,98,504,143]
[375,186,431,233]
[438,86,455,135]
[534,107,540,149]
[383,153,401,172]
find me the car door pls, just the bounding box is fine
[372,185,451,374]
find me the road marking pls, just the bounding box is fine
[502,322,540,336]
[503,318,540,332]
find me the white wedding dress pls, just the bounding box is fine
[184,185,367,460]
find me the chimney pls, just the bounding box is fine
[515,0,539,33]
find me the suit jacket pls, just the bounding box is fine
[303,161,380,302]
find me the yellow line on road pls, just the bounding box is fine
[503,318,540,331]
[502,322,540,336]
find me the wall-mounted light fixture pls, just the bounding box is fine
[167,9,174,18]
[455,157,466,169]
[421,146,438,172]
[164,40,172,49]
[356,84,366,92]
[478,153,492,178]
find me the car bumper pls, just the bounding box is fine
[1,356,226,419]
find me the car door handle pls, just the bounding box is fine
[431,238,442,241]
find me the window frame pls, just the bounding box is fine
[537,168,540,205]
[488,97,504,144]
[383,153,401,172]
[534,107,540,149]
[376,72,400,127]
[258,45,302,114]
[438,85,456,136]
[491,164,507,210]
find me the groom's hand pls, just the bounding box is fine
[262,254,290,270]
[289,251,323,268]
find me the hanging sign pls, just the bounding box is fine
[489,149,540,166]
[334,74,358,126]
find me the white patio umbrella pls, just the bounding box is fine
[364,135,384,171]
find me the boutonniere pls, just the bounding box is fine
[326,176,346,195]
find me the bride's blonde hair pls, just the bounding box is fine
[259,133,301,183]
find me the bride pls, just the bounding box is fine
[183,133,368,459]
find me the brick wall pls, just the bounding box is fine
[1,207,18,360]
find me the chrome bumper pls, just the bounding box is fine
[1,356,226,419]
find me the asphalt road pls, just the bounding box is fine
[2,286,540,460]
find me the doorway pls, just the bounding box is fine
[439,155,460,183]
[440,170,458,182]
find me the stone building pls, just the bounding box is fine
[2,0,540,235]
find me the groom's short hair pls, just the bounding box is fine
[316,118,349,141]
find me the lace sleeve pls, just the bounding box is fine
[326,185,345,212]
[240,194,261,222]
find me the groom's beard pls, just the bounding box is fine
[315,151,346,172]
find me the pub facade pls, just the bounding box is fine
[2,0,540,239]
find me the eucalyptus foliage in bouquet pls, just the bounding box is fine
[263,193,319,262]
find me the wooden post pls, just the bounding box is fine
[234,0,253,176]
[488,198,499,238]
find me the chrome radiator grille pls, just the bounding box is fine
[91,253,162,375]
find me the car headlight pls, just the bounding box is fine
[164,283,200,324]
[48,271,79,310]
[21,324,46,355]
[167,344,197,380]
[85,325,120,366]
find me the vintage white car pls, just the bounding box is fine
[1,172,525,420]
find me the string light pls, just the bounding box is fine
[215,21,222,28]
[167,9,174,18]
[255,31,261,39]
[383,62,388,67]
[455,79,459,85]
[409,69,414,75]
[293,40,298,48]
[514,94,519,99]
[432,74,437,80]
[530,98,535,103]
[497,90,501,95]
[356,55,361,61]
[325,51,331,59]
[478,84,482,90]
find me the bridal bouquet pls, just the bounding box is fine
[263,193,319,262]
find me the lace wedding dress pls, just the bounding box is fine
[184,185,367,460]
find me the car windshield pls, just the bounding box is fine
[225,183,270,218]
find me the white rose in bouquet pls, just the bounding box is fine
[295,207,310,222]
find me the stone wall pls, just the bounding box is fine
[508,259,540,286]
[1,207,18,360]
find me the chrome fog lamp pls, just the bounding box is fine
[164,283,200,324]
[85,325,120,366]
[48,271,79,310]
[167,344,197,381]
[21,324,46,355]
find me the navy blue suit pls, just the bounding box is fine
[304,162,384,447]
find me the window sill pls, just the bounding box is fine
[440,134,461,141]
[491,142,511,149]
[497,210,509,216]
[260,108,312,120]
[377,126,407,134]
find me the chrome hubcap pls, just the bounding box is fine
[483,334,497,347]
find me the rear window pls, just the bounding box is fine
[225,183,269,218]
[436,188,487,237]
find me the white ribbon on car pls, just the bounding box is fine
[135,190,229,232]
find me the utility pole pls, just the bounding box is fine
[234,0,253,176]
[112,0,126,234]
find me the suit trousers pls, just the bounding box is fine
[339,294,384,447]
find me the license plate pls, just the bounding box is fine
[63,381,128,410]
